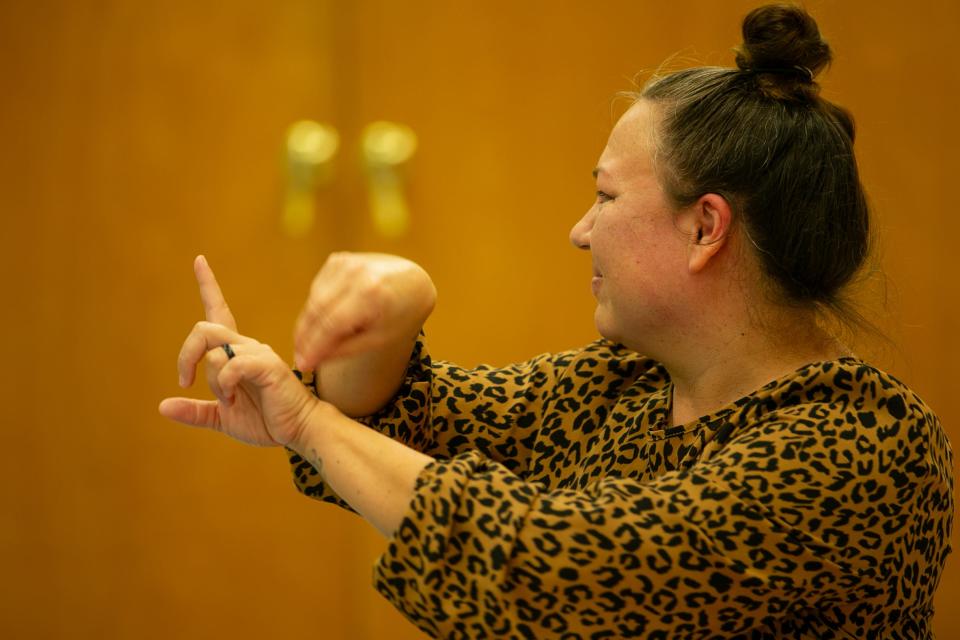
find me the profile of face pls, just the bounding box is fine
[569,100,698,353]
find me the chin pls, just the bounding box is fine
[594,308,650,355]
[593,307,621,344]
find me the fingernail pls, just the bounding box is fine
[178,375,186,388]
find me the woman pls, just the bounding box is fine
[160,4,953,638]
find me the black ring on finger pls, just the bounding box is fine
[221,343,236,360]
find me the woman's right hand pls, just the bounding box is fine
[293,252,436,372]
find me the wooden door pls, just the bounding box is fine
[2,1,958,639]
[0,2,368,638]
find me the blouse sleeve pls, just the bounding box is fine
[286,335,583,509]
[371,403,954,638]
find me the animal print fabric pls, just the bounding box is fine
[287,338,953,639]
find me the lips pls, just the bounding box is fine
[591,273,603,296]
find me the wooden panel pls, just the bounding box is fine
[0,1,362,638]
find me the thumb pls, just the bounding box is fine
[159,397,221,428]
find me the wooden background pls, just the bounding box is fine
[1,1,956,637]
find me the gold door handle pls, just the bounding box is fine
[283,120,339,237]
[361,121,417,238]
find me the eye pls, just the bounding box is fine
[596,190,614,204]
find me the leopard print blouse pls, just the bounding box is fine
[288,338,954,639]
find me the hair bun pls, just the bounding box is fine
[735,3,831,92]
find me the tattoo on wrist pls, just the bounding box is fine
[309,447,325,477]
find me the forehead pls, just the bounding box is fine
[598,100,659,178]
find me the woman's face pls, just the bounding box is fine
[569,100,692,353]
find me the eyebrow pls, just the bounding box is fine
[592,166,605,179]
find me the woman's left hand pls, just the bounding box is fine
[158,256,320,448]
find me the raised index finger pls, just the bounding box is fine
[194,255,238,331]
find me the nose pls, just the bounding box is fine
[569,207,595,250]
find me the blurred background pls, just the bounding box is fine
[1,0,957,637]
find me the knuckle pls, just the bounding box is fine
[330,315,365,339]
[195,319,220,332]
[314,314,338,338]
[363,276,388,300]
[326,251,348,268]
[303,300,323,320]
[340,255,364,277]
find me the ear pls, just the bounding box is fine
[684,193,733,274]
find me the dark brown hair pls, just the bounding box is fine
[639,4,870,321]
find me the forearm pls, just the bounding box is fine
[292,400,433,538]
[314,330,420,417]
[295,253,436,417]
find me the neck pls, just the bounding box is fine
[660,308,850,427]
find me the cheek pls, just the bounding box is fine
[611,237,686,315]
[611,230,668,278]
[593,209,637,254]
[593,204,682,276]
